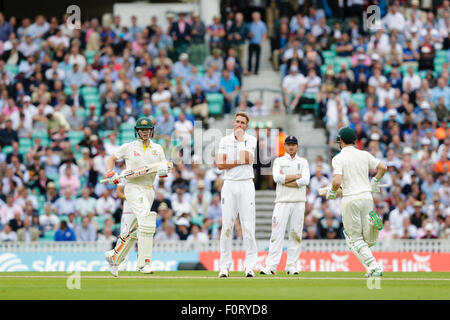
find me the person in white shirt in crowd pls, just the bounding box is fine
[383,2,406,32]
[402,66,421,92]
[0,194,24,226]
[309,165,330,196]
[250,98,269,116]
[186,223,209,243]
[151,82,171,110]
[260,135,310,275]
[95,187,117,216]
[75,187,97,217]
[0,224,17,242]
[282,64,306,111]
[68,45,86,70]
[39,203,59,231]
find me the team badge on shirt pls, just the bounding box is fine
[134,150,141,157]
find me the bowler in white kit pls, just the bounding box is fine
[216,112,257,278]
[326,127,386,277]
[260,135,310,275]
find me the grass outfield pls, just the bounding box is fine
[0,271,449,300]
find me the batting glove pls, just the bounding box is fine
[105,171,120,185]
[157,164,169,178]
[326,185,337,200]
[371,177,381,193]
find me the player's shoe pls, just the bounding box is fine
[139,264,154,274]
[286,267,299,275]
[218,268,229,278]
[104,250,115,266]
[259,267,276,275]
[369,211,383,230]
[245,269,255,278]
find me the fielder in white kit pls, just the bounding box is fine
[260,135,310,275]
[326,127,386,277]
[216,112,258,278]
[103,117,168,276]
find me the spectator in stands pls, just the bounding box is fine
[59,165,80,196]
[0,223,17,241]
[17,216,40,241]
[39,203,59,231]
[206,194,221,224]
[53,187,76,216]
[97,224,117,245]
[54,220,76,241]
[175,217,190,240]
[75,187,97,217]
[220,68,240,114]
[95,187,116,217]
[186,223,209,243]
[75,216,97,241]
[247,11,267,75]
[202,66,221,93]
[0,194,23,226]
[154,220,180,241]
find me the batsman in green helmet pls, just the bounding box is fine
[327,127,388,277]
[103,116,169,277]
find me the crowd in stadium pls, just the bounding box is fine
[0,0,449,246]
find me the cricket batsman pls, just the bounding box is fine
[260,135,310,275]
[216,112,257,278]
[326,127,386,277]
[103,117,168,276]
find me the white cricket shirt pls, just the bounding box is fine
[331,146,380,198]
[217,132,257,181]
[114,139,166,188]
[272,153,310,203]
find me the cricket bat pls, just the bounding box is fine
[318,184,389,198]
[100,161,173,184]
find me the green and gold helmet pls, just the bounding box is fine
[135,117,154,139]
[336,127,357,144]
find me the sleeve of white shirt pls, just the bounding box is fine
[272,157,286,184]
[367,151,380,170]
[114,142,130,160]
[332,156,343,175]
[296,159,311,187]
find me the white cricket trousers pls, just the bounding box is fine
[341,194,380,271]
[265,202,305,271]
[219,179,257,271]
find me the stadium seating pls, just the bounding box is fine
[206,93,224,116]
[351,93,366,109]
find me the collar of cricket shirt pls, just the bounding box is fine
[285,153,298,161]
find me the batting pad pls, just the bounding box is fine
[112,215,138,267]
[137,211,157,268]
[343,230,369,271]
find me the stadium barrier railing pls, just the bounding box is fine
[1,239,449,253]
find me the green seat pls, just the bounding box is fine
[120,123,135,131]
[400,64,418,76]
[64,86,73,96]
[4,64,19,77]
[76,107,87,118]
[68,131,85,144]
[435,50,448,61]
[84,50,98,64]
[99,130,115,138]
[2,145,13,154]
[171,107,182,118]
[322,50,337,61]
[351,93,366,109]
[41,230,55,242]
[94,215,109,231]
[120,135,135,144]
[32,130,49,140]
[206,93,224,116]
[19,138,33,148]
[333,57,351,72]
[19,146,29,156]
[81,86,99,95]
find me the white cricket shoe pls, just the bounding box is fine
[286,267,299,275]
[245,269,255,277]
[259,267,276,275]
[218,268,229,278]
[139,264,154,274]
[104,250,119,277]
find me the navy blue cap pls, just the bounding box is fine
[284,135,298,144]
